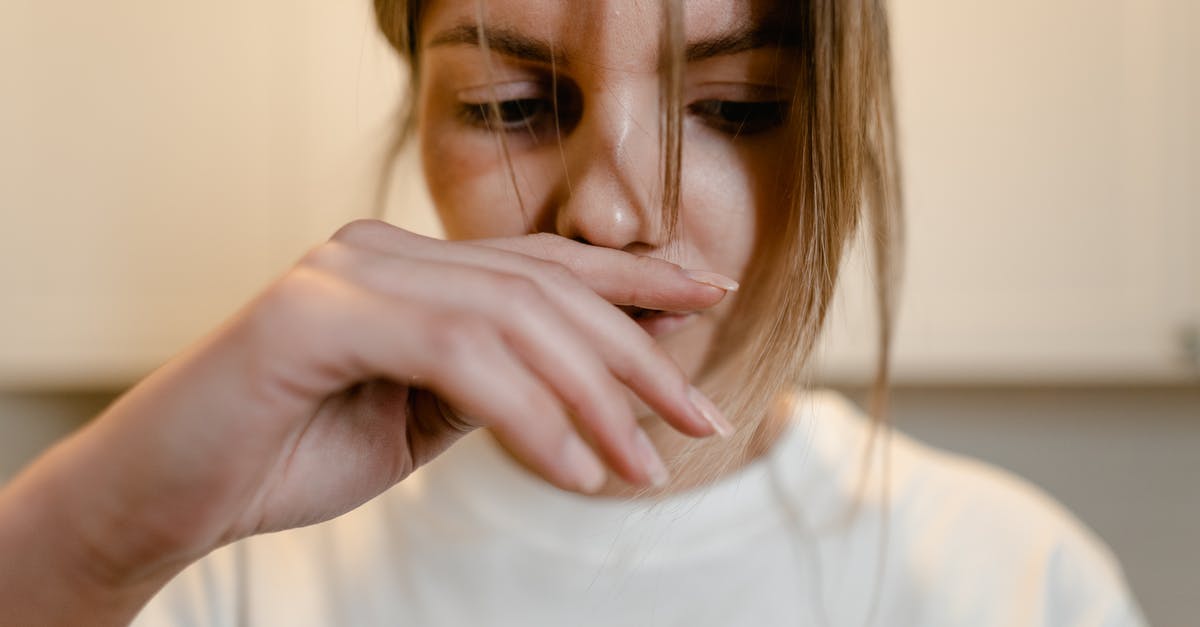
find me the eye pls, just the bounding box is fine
[688,99,788,135]
[458,98,554,132]
[458,96,556,135]
[456,80,584,142]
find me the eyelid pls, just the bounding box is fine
[689,81,789,101]
[456,81,546,104]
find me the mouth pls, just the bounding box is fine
[619,306,697,337]
[619,305,660,320]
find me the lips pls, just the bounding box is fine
[619,305,665,320]
[619,306,696,337]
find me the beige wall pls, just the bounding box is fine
[3,1,1197,389]
[2,1,1196,625]
[0,0,413,388]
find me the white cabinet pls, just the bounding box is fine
[817,0,1200,384]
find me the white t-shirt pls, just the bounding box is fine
[132,390,1146,626]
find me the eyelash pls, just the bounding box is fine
[458,98,557,134]
[687,99,788,135]
[456,96,788,138]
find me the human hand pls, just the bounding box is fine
[9,219,737,597]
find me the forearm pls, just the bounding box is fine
[0,432,186,626]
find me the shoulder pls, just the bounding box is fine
[793,391,1147,626]
[895,442,1142,624]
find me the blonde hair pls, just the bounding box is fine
[373,0,902,502]
[376,1,902,621]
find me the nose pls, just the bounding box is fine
[551,82,664,252]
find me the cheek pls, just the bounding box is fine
[680,134,786,279]
[417,97,528,240]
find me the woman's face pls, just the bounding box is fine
[415,0,794,383]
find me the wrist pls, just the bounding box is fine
[0,433,191,625]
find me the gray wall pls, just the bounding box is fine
[3,387,1197,625]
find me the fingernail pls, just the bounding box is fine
[562,433,607,493]
[688,386,735,439]
[683,270,739,292]
[633,428,669,487]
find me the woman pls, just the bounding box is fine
[0,0,1145,625]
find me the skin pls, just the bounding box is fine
[0,0,797,624]
[417,0,795,493]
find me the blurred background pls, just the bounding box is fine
[1,1,1196,624]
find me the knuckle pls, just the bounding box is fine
[248,268,335,345]
[632,253,659,272]
[635,254,678,280]
[520,389,562,425]
[538,260,576,286]
[630,255,664,288]
[264,268,325,312]
[427,312,494,362]
[567,374,618,420]
[328,218,396,245]
[627,255,678,304]
[527,231,565,248]
[619,281,648,306]
[527,259,585,300]
[296,242,346,272]
[495,272,543,304]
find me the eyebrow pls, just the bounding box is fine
[427,24,566,66]
[427,21,800,66]
[686,23,800,61]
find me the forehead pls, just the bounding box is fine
[419,0,788,70]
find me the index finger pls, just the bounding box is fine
[325,221,735,442]
[467,233,739,311]
[326,221,737,312]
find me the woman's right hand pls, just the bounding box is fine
[0,219,735,624]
